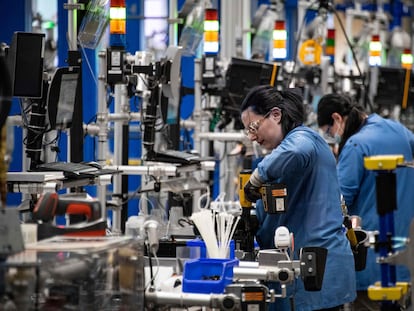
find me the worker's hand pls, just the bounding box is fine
[244,180,262,202]
[243,169,263,202]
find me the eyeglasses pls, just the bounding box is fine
[244,110,273,137]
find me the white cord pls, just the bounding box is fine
[138,194,154,216]
[78,40,99,88]
[196,188,211,211]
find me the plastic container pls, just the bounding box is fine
[178,2,204,55]
[78,0,110,49]
[182,258,239,294]
[125,215,146,238]
[186,239,235,259]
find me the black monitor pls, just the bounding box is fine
[7,32,45,98]
[0,53,12,130]
[373,66,408,110]
[225,57,279,110]
[47,67,80,130]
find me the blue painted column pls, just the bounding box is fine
[0,0,32,207]
[285,0,298,61]
[57,1,101,163]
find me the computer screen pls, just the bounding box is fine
[47,67,80,130]
[225,57,279,110]
[7,32,45,98]
[373,66,408,110]
[161,45,183,126]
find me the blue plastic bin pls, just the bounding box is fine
[186,239,235,259]
[182,258,239,294]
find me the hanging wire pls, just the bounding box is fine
[78,40,99,88]
[287,0,372,112]
[145,244,160,290]
[331,7,374,112]
[286,0,320,88]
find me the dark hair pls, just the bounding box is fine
[317,93,367,154]
[240,85,304,137]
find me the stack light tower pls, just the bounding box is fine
[401,48,413,69]
[369,34,382,67]
[203,8,220,55]
[109,0,127,47]
[325,27,335,64]
[201,7,220,88]
[107,0,127,85]
[272,20,287,60]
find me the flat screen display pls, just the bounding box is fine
[8,32,45,98]
[47,67,80,130]
[56,73,79,127]
[225,57,279,109]
[373,66,407,109]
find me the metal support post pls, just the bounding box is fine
[96,50,109,218]
[112,84,129,234]
[220,0,239,61]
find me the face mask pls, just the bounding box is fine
[334,132,341,144]
[333,121,342,144]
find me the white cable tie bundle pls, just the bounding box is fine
[191,209,240,259]
[191,209,219,258]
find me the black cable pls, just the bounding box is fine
[106,87,114,109]
[289,295,295,311]
[142,81,160,158]
[331,7,374,112]
[85,114,97,125]
[146,243,155,287]
[331,8,364,81]
[19,99,32,128]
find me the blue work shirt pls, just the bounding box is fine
[338,113,414,290]
[255,126,356,311]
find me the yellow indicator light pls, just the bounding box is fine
[325,46,335,55]
[110,20,126,34]
[204,31,219,42]
[273,40,286,49]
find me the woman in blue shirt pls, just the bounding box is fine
[317,93,414,310]
[241,85,356,311]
